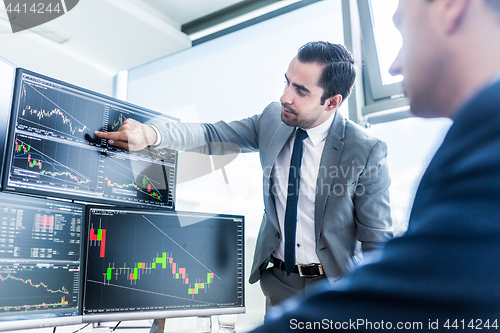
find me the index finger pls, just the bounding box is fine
[94,130,126,141]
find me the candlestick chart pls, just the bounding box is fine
[103,153,174,206]
[83,209,244,314]
[5,71,178,209]
[107,106,150,134]
[10,134,100,193]
[105,106,178,165]
[15,81,105,143]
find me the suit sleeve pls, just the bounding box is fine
[354,140,393,252]
[153,122,207,151]
[153,112,265,154]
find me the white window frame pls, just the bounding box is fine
[343,0,411,124]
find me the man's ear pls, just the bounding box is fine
[325,94,342,111]
[443,0,471,34]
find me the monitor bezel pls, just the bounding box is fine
[0,315,83,331]
[1,68,179,210]
[81,206,245,323]
[81,307,244,323]
[0,58,17,190]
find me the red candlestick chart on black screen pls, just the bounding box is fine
[83,209,244,314]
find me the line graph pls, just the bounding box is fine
[10,135,100,191]
[22,105,88,135]
[0,273,69,294]
[0,263,79,313]
[16,80,105,143]
[83,210,243,313]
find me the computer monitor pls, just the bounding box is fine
[0,192,84,330]
[0,58,17,190]
[82,207,245,322]
[3,68,178,209]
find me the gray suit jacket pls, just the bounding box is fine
[156,102,393,284]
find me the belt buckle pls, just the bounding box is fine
[297,264,324,277]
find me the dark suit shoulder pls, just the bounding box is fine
[418,80,500,187]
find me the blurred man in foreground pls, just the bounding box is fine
[252,0,500,331]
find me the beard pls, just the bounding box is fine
[280,103,319,129]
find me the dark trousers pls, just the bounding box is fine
[259,265,327,310]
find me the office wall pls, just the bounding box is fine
[127,1,345,330]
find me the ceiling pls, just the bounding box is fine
[0,0,248,74]
[142,0,244,26]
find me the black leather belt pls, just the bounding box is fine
[272,257,324,277]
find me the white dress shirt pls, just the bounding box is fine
[272,113,335,265]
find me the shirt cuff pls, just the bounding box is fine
[149,124,162,146]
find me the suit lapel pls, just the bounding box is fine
[263,122,295,172]
[263,122,295,229]
[315,111,345,240]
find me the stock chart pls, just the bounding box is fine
[0,263,79,313]
[11,134,100,193]
[0,193,83,317]
[84,209,244,314]
[103,152,174,207]
[16,80,104,144]
[5,70,177,209]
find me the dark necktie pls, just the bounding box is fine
[284,128,308,275]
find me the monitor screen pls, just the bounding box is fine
[0,192,84,329]
[0,58,16,190]
[3,68,177,209]
[83,207,245,322]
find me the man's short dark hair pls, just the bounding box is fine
[297,41,356,105]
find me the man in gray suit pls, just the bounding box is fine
[95,41,393,309]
